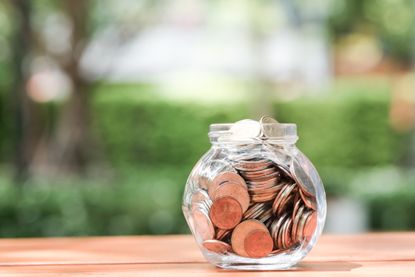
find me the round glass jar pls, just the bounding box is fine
[182,118,326,270]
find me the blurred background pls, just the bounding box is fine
[0,0,414,237]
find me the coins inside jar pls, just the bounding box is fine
[189,117,318,258]
[191,159,317,258]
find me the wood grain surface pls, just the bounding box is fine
[0,233,414,276]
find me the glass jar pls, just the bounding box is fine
[182,118,326,270]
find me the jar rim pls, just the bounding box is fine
[208,122,298,144]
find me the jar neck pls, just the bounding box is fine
[208,122,298,146]
[210,140,297,148]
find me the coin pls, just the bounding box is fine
[216,228,232,240]
[250,184,283,203]
[277,217,288,249]
[209,196,243,230]
[191,189,210,208]
[244,229,273,258]
[203,239,232,254]
[243,203,267,219]
[270,213,288,249]
[302,211,317,241]
[295,210,316,243]
[274,163,292,178]
[299,188,316,210]
[234,159,273,171]
[290,159,315,197]
[247,176,279,188]
[259,115,279,125]
[292,205,305,241]
[243,172,280,184]
[269,248,290,255]
[192,208,215,241]
[208,171,246,198]
[272,183,296,215]
[292,197,302,221]
[276,189,295,215]
[259,116,280,138]
[231,219,269,258]
[229,119,262,140]
[213,182,250,213]
[199,160,236,190]
[296,151,323,190]
[257,208,273,223]
[282,217,293,249]
[240,167,277,179]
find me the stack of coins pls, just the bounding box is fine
[191,158,317,258]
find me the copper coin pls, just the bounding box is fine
[271,211,288,248]
[242,166,276,176]
[277,216,289,249]
[272,185,288,214]
[252,191,280,203]
[292,205,305,241]
[243,203,266,219]
[244,202,271,222]
[247,177,279,189]
[294,190,300,202]
[245,172,280,183]
[276,191,295,215]
[275,163,291,177]
[269,248,290,255]
[234,159,273,171]
[231,219,268,257]
[209,196,242,230]
[244,229,274,258]
[241,167,278,179]
[214,182,250,213]
[303,211,317,241]
[270,213,288,244]
[296,210,310,242]
[299,188,316,210]
[191,190,210,209]
[258,208,273,223]
[192,209,215,241]
[203,239,232,254]
[250,182,284,194]
[292,198,302,221]
[272,183,296,215]
[282,217,293,249]
[208,171,246,197]
[216,228,231,240]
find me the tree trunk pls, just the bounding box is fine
[9,0,39,183]
[52,0,92,175]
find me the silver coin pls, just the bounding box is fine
[290,159,315,196]
[259,116,280,138]
[229,119,261,140]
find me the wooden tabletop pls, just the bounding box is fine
[0,232,414,276]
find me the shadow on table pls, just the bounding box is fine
[295,261,361,272]
[214,261,361,273]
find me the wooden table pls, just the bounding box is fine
[0,233,414,276]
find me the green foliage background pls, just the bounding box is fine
[0,80,413,237]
